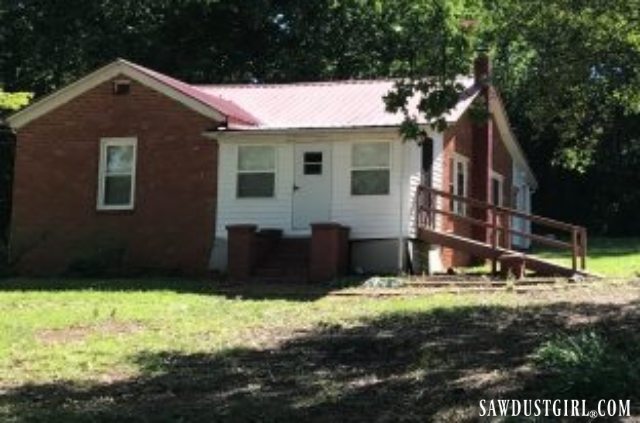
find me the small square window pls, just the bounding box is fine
[303,152,323,175]
[304,163,322,175]
[304,152,322,163]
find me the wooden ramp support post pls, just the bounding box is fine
[499,254,526,279]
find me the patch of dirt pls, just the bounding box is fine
[36,320,144,345]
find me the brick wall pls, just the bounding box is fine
[10,77,219,275]
[440,110,513,269]
[492,118,513,206]
[441,112,474,267]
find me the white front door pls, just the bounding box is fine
[292,143,332,230]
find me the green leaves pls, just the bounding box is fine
[0,91,32,112]
[490,0,640,171]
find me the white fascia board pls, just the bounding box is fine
[7,60,225,130]
[489,89,538,189]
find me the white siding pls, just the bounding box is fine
[427,133,445,272]
[430,133,445,231]
[331,135,403,239]
[211,129,440,270]
[512,162,533,248]
[403,140,422,238]
[215,130,430,240]
[216,140,294,234]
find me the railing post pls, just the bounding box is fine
[580,227,587,270]
[416,186,422,228]
[428,191,438,229]
[571,227,578,272]
[491,206,498,274]
[503,209,512,249]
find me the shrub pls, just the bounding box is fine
[534,331,640,399]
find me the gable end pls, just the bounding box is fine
[6,60,227,130]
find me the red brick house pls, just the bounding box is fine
[6,57,541,279]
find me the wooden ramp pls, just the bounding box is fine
[418,228,594,278]
[416,186,599,279]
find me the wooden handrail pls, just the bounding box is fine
[418,186,580,232]
[505,226,574,250]
[416,185,588,272]
[421,207,574,250]
[422,207,496,230]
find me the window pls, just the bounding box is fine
[304,152,323,175]
[448,154,469,215]
[351,142,390,195]
[237,146,275,198]
[98,137,137,210]
[491,171,504,206]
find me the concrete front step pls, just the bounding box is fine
[253,236,310,282]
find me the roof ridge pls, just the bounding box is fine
[194,75,474,90]
[195,78,402,89]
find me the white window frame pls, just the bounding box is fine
[449,153,469,215]
[97,137,137,211]
[236,145,277,199]
[491,170,505,206]
[350,141,391,196]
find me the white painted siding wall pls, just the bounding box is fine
[330,135,403,239]
[211,129,435,270]
[215,130,425,241]
[426,133,445,272]
[403,139,422,239]
[512,162,533,248]
[216,140,294,232]
[430,133,445,231]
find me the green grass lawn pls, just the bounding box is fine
[1,278,639,421]
[532,237,640,277]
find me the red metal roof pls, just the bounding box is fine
[123,60,479,131]
[198,77,478,130]
[122,60,260,126]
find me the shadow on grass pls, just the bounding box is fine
[0,277,367,301]
[2,299,639,422]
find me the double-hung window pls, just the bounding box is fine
[448,153,469,215]
[98,137,137,210]
[351,142,391,196]
[237,146,276,198]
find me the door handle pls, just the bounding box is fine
[293,184,300,192]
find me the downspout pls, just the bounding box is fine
[397,141,406,274]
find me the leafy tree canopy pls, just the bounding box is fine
[0,0,639,233]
